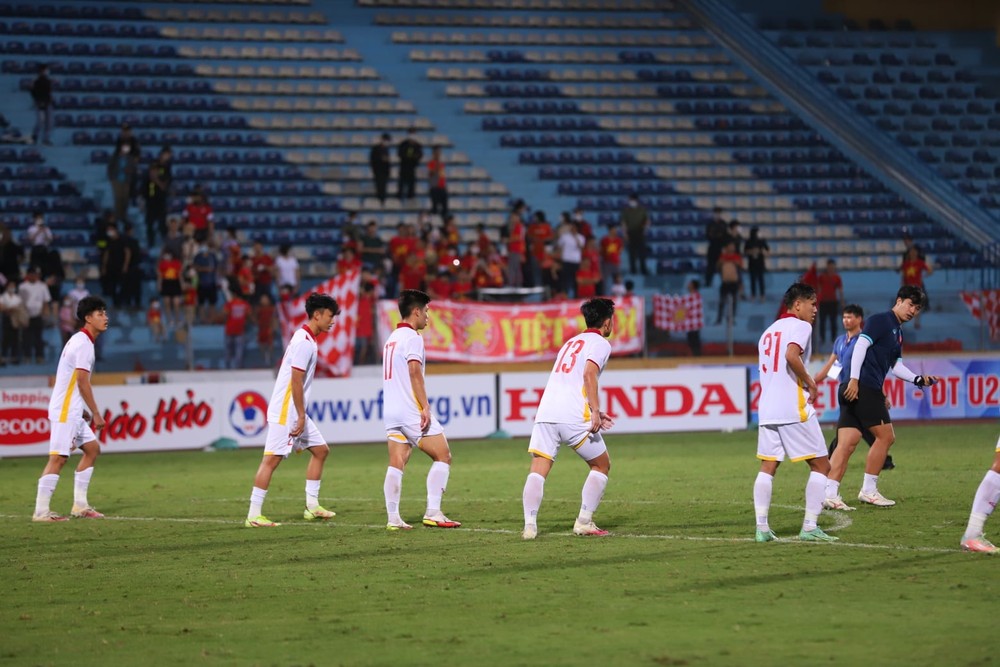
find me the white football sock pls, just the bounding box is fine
[73,466,94,508]
[384,466,404,522]
[964,470,1000,540]
[305,479,321,510]
[425,461,450,515]
[34,474,59,516]
[578,470,608,524]
[861,473,879,495]
[825,478,841,500]
[522,472,545,526]
[247,486,267,519]
[753,471,773,531]
[803,471,827,532]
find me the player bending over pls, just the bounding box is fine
[521,297,617,540]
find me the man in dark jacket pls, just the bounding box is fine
[369,133,391,204]
[397,128,423,200]
[30,64,53,145]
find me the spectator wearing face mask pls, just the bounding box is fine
[107,140,138,224]
[620,195,649,276]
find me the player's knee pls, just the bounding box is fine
[311,445,329,460]
[435,450,452,465]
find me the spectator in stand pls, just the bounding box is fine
[400,253,427,292]
[179,220,198,268]
[30,64,53,146]
[250,241,275,304]
[441,214,461,249]
[1,281,28,365]
[115,122,140,155]
[397,127,423,200]
[437,243,460,276]
[583,237,601,280]
[726,220,744,254]
[474,249,505,292]
[556,216,585,298]
[107,141,138,225]
[236,255,255,303]
[476,224,492,257]
[193,241,220,323]
[506,210,526,288]
[0,222,24,285]
[255,293,277,366]
[427,266,453,301]
[451,268,473,301]
[369,133,391,204]
[25,211,54,270]
[704,207,729,287]
[58,295,76,346]
[275,243,300,293]
[144,145,173,248]
[527,211,553,288]
[220,227,241,278]
[387,223,417,297]
[715,241,742,325]
[900,232,925,263]
[156,250,183,329]
[427,146,448,219]
[91,209,113,254]
[181,265,198,328]
[147,298,165,344]
[599,225,624,296]
[223,291,251,369]
[744,226,770,303]
[67,278,89,306]
[816,259,844,345]
[542,243,562,298]
[161,215,185,267]
[340,211,360,253]
[620,195,650,276]
[336,246,362,276]
[900,247,933,330]
[686,279,703,357]
[183,186,214,244]
[39,244,64,321]
[19,267,51,364]
[360,221,386,270]
[573,207,594,241]
[100,223,128,308]
[609,273,626,299]
[576,255,600,299]
[119,223,143,311]
[354,281,376,365]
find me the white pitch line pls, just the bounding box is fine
[0,513,966,553]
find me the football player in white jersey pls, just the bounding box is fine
[33,296,109,522]
[381,289,460,530]
[753,282,838,543]
[959,435,1000,553]
[244,293,339,527]
[521,297,617,540]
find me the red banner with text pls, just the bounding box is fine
[375,297,644,362]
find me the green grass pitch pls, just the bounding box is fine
[1,422,997,666]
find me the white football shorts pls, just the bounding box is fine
[386,414,444,448]
[756,417,828,462]
[264,417,325,457]
[48,418,98,457]
[528,422,607,463]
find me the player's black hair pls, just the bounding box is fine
[842,303,864,319]
[896,285,927,309]
[77,295,107,322]
[581,297,615,329]
[782,282,816,309]
[398,289,431,318]
[305,292,340,318]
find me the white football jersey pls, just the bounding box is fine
[267,325,318,425]
[48,330,96,422]
[382,324,425,429]
[757,315,814,425]
[535,330,612,425]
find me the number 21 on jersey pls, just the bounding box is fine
[761,331,782,373]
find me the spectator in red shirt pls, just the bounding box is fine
[437,243,460,275]
[526,211,553,288]
[459,244,480,274]
[900,247,932,329]
[183,188,214,243]
[715,241,742,325]
[427,267,453,301]
[250,241,275,304]
[223,293,251,369]
[572,208,594,241]
[474,251,505,290]
[451,268,473,301]
[506,211,526,287]
[255,293,277,366]
[476,224,492,257]
[441,214,461,249]
[815,258,844,344]
[156,250,182,328]
[354,281,376,365]
[337,246,362,276]
[600,225,624,295]
[576,256,600,298]
[399,253,427,291]
[237,255,255,300]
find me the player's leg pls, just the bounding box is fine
[789,420,839,542]
[71,433,104,518]
[34,421,73,522]
[522,423,558,539]
[961,444,1000,553]
[245,425,289,526]
[857,392,896,506]
[573,430,611,536]
[418,430,460,528]
[827,427,862,484]
[301,419,336,520]
[384,432,414,529]
[754,424,782,541]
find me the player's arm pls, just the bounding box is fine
[76,369,105,430]
[408,359,431,431]
[889,359,940,387]
[844,335,872,401]
[813,351,837,384]
[584,360,603,433]
[785,343,817,404]
[289,367,306,436]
